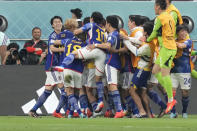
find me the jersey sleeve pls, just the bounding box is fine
[61,39,71,47]
[107,35,116,47]
[184,39,192,49]
[81,23,92,32]
[170,11,178,25]
[147,17,162,42]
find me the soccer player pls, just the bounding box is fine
[123,21,160,118]
[61,36,87,118]
[121,15,147,117]
[62,12,106,113]
[28,16,65,118]
[147,0,177,114]
[170,25,192,118]
[117,28,140,118]
[89,15,124,118]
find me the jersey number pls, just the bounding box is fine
[66,44,81,56]
[96,29,105,42]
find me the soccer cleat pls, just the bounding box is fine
[79,113,87,118]
[28,110,40,118]
[182,113,188,118]
[104,110,114,118]
[86,108,93,118]
[132,114,142,118]
[165,99,177,114]
[170,113,178,118]
[73,112,79,118]
[114,110,125,118]
[65,110,70,116]
[62,54,75,65]
[52,111,64,118]
[95,101,104,113]
[92,111,104,118]
[67,114,73,118]
[157,108,166,118]
[151,113,155,118]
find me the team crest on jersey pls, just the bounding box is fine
[61,34,66,38]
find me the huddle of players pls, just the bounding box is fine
[28,0,193,118]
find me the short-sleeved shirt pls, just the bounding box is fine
[45,31,60,71]
[105,30,121,70]
[81,23,105,45]
[61,37,87,73]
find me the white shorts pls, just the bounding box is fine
[105,64,119,85]
[171,73,191,90]
[120,72,133,89]
[84,68,96,88]
[63,69,82,89]
[148,74,158,84]
[82,67,88,86]
[77,47,106,76]
[45,71,64,86]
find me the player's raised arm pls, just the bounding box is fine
[147,18,161,42]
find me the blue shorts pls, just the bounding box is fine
[131,68,151,88]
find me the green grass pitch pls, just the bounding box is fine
[0,115,197,131]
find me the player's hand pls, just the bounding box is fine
[139,36,146,42]
[54,40,61,45]
[87,44,95,50]
[120,34,129,40]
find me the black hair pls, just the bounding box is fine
[169,0,172,3]
[7,43,19,51]
[50,16,62,25]
[32,27,41,33]
[91,11,103,25]
[155,0,167,10]
[140,16,150,25]
[83,17,90,25]
[176,24,189,34]
[101,18,106,27]
[113,15,124,29]
[129,15,141,26]
[143,21,154,36]
[106,15,119,30]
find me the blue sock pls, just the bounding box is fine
[96,82,104,103]
[62,53,75,65]
[56,88,67,113]
[68,94,81,114]
[111,90,122,112]
[122,102,127,111]
[182,96,189,113]
[91,101,98,111]
[79,94,88,109]
[107,92,114,110]
[125,95,139,115]
[32,89,52,111]
[63,99,70,113]
[148,90,166,109]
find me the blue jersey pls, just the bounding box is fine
[121,53,135,73]
[45,31,60,71]
[105,30,121,70]
[58,30,75,64]
[171,39,192,73]
[62,37,86,73]
[82,23,105,45]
